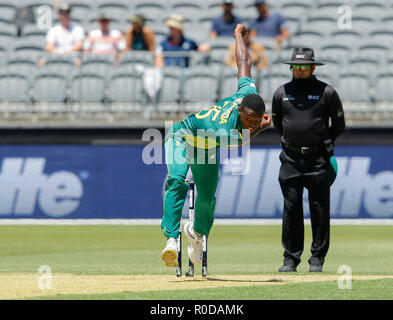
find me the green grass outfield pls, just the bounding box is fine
[0,224,392,299]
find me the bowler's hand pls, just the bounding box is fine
[260,114,271,131]
[234,24,247,38]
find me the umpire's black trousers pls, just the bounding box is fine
[278,148,330,266]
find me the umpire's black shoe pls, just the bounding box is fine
[279,264,297,272]
[308,257,324,272]
[278,260,298,272]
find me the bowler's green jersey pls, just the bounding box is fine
[170,77,258,149]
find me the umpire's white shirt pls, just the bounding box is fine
[46,24,85,53]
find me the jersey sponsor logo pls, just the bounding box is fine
[250,83,256,88]
[214,149,393,218]
[296,54,306,58]
[308,95,320,100]
[0,158,83,217]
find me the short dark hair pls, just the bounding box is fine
[240,94,265,115]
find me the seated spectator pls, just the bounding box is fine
[84,13,125,54]
[250,0,290,45]
[225,24,268,70]
[124,14,155,52]
[210,0,242,38]
[155,14,210,68]
[45,3,84,55]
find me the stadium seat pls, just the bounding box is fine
[12,38,45,55]
[353,0,387,12]
[30,73,68,104]
[97,0,129,10]
[284,18,300,35]
[254,37,277,53]
[352,7,384,19]
[20,24,47,38]
[134,0,168,23]
[220,68,238,100]
[65,0,95,22]
[0,24,17,38]
[171,1,203,24]
[350,15,375,31]
[107,70,145,104]
[0,4,16,24]
[0,73,30,103]
[259,70,291,103]
[306,16,338,33]
[184,67,219,104]
[157,67,183,104]
[337,73,370,102]
[380,12,393,26]
[149,22,168,40]
[295,28,326,42]
[197,12,217,30]
[313,69,335,87]
[219,67,259,100]
[357,41,389,57]
[80,54,116,79]
[330,29,362,43]
[209,37,233,56]
[375,73,393,102]
[119,51,154,67]
[319,40,351,58]
[95,0,129,23]
[24,0,54,11]
[6,50,38,64]
[281,1,311,16]
[368,28,393,44]
[70,72,106,104]
[316,53,344,74]
[183,24,210,44]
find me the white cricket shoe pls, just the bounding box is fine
[161,238,178,267]
[183,222,203,265]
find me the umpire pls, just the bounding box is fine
[272,48,345,272]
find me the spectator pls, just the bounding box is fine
[84,13,125,54]
[225,23,268,70]
[250,0,290,46]
[155,14,210,68]
[124,14,155,52]
[210,0,242,38]
[45,3,84,55]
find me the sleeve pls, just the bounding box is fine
[235,77,258,97]
[211,18,219,33]
[327,89,346,141]
[249,19,257,31]
[272,89,283,135]
[278,14,288,30]
[190,39,198,51]
[46,27,56,43]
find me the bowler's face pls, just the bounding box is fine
[238,106,263,132]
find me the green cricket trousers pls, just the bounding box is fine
[161,133,219,239]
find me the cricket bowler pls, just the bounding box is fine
[161,24,272,268]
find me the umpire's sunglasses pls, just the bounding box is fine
[291,64,312,71]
